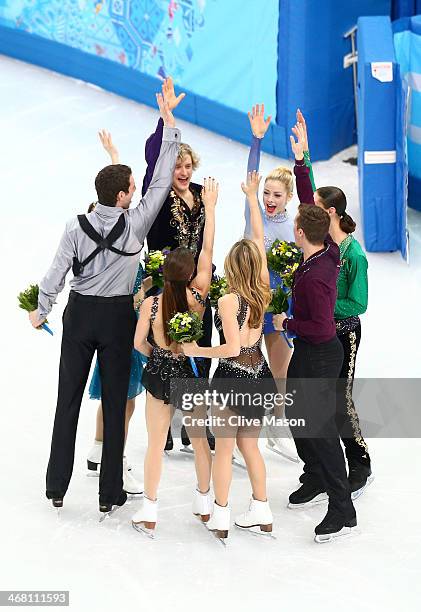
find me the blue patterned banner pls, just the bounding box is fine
[0,0,278,117]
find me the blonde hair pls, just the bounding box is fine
[265,166,294,195]
[224,239,272,328]
[177,143,200,171]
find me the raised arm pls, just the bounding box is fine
[142,77,185,196]
[241,171,270,285]
[191,177,218,296]
[130,94,180,242]
[98,129,120,164]
[296,109,316,191]
[290,123,315,205]
[244,104,271,238]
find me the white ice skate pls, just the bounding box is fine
[123,457,143,496]
[206,502,230,546]
[132,497,157,538]
[192,488,212,523]
[179,445,194,455]
[235,498,275,538]
[86,440,102,474]
[232,445,247,470]
[86,439,133,474]
[266,434,299,463]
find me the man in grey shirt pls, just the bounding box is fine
[29,94,180,513]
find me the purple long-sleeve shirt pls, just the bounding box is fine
[283,160,340,344]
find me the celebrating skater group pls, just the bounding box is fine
[28,77,372,544]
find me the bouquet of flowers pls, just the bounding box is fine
[209,275,228,308]
[266,240,301,275]
[18,284,53,336]
[168,311,204,377]
[266,285,289,315]
[144,247,171,288]
[280,262,299,291]
[266,286,293,349]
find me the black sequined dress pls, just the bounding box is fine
[142,291,208,408]
[212,294,276,420]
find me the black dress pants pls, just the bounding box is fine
[286,336,355,518]
[336,324,370,464]
[46,291,137,504]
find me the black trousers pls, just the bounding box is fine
[46,291,137,504]
[286,337,355,518]
[336,324,370,464]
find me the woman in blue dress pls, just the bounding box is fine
[244,105,315,461]
[85,131,149,495]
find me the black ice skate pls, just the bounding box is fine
[99,492,127,522]
[348,458,374,500]
[314,508,357,543]
[288,479,328,508]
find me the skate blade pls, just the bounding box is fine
[351,474,375,500]
[235,524,276,539]
[132,521,155,539]
[208,528,228,547]
[179,446,194,455]
[196,517,228,547]
[232,457,247,470]
[266,442,300,463]
[287,493,328,509]
[314,525,358,544]
[99,506,122,522]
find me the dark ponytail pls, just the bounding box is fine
[316,186,356,234]
[339,212,356,234]
[161,248,195,345]
[87,202,97,213]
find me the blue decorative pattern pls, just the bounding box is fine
[0,0,206,78]
[0,0,278,117]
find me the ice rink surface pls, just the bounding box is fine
[1,56,421,611]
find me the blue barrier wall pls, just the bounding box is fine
[0,0,390,160]
[357,16,408,257]
[394,16,421,212]
[392,0,421,19]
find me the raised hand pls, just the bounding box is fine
[162,76,186,111]
[296,108,309,151]
[241,170,261,196]
[156,92,176,128]
[98,129,119,164]
[201,177,219,209]
[247,104,272,139]
[290,122,306,160]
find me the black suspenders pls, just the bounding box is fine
[72,213,142,276]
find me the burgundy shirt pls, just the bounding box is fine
[283,160,340,344]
